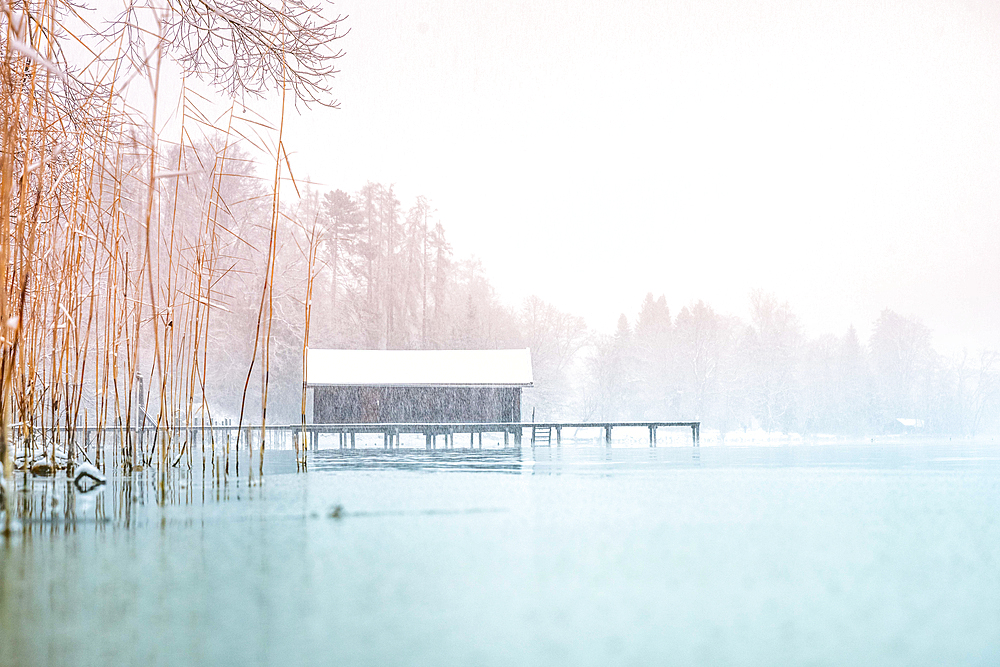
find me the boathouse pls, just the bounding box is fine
[306,349,533,423]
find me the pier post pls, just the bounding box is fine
[504,430,509,446]
[556,427,561,445]
[691,424,699,447]
[605,425,612,444]
[350,432,356,449]
[478,432,483,448]
[514,427,522,446]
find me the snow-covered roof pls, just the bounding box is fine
[306,349,533,387]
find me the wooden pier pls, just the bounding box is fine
[33,420,701,456]
[297,421,701,449]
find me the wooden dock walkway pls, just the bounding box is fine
[39,420,701,454]
[297,421,700,449]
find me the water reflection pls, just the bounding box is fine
[305,447,524,474]
[2,445,528,532]
[529,445,706,475]
[7,461,268,533]
[6,441,1000,533]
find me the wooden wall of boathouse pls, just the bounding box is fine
[313,386,522,423]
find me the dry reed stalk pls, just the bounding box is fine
[233,121,283,471]
[298,206,320,469]
[134,21,172,500]
[258,87,292,477]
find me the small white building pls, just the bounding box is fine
[305,349,533,423]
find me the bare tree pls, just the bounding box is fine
[108,0,348,107]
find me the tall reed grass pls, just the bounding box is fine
[1,0,346,529]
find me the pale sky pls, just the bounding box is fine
[177,0,1000,352]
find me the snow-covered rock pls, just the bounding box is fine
[73,462,106,491]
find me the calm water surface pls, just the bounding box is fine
[2,441,999,666]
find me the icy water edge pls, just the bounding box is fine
[2,441,999,666]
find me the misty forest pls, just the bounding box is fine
[66,141,1000,438]
[4,128,1000,450]
[263,174,1000,438]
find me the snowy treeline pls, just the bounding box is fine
[583,292,1000,436]
[282,183,587,415]
[150,143,585,422]
[144,143,998,434]
[277,183,590,422]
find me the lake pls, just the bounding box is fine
[2,439,999,666]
